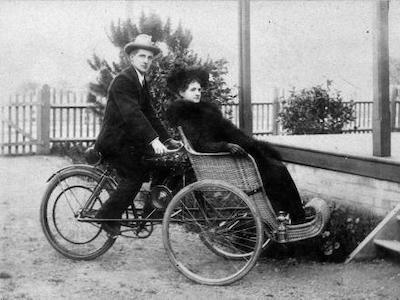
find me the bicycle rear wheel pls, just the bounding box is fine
[162,180,264,285]
[40,167,117,260]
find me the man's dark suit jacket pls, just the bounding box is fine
[96,65,170,161]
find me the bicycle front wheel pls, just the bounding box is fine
[162,180,264,286]
[40,167,117,260]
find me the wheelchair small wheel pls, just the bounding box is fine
[40,168,117,260]
[162,180,264,286]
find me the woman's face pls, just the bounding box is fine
[179,81,202,103]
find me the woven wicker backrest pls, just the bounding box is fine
[178,127,279,229]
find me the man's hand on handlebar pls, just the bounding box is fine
[150,137,168,155]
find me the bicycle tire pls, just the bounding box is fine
[162,179,264,286]
[40,167,117,260]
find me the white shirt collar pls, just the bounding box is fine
[134,68,145,86]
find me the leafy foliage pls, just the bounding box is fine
[261,199,382,263]
[390,57,400,85]
[50,142,87,164]
[16,81,40,93]
[278,84,355,134]
[317,203,381,262]
[87,12,236,122]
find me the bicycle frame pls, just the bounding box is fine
[76,161,191,226]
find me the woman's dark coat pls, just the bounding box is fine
[166,100,305,223]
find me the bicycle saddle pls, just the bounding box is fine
[84,146,102,165]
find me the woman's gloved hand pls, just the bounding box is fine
[226,143,247,156]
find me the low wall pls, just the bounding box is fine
[286,162,400,217]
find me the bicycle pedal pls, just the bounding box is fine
[101,223,121,238]
[81,209,98,218]
[107,233,119,239]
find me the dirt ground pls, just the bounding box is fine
[1,155,400,300]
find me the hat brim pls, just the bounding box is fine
[124,43,161,56]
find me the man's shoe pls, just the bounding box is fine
[304,206,316,221]
[95,209,121,237]
[101,222,121,237]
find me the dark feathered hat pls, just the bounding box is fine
[167,66,209,94]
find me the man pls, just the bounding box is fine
[95,34,179,236]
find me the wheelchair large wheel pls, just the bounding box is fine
[40,167,117,260]
[162,180,264,286]
[200,228,271,260]
[198,191,271,260]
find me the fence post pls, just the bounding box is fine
[37,84,51,154]
[272,87,280,135]
[390,87,398,130]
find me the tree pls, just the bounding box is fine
[87,12,236,120]
[278,83,355,135]
[390,57,400,85]
[16,81,40,93]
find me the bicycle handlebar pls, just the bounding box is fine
[161,142,184,154]
[148,141,184,157]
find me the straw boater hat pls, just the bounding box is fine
[167,67,209,94]
[124,34,161,56]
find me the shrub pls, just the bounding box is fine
[50,142,88,164]
[317,202,382,262]
[278,84,355,134]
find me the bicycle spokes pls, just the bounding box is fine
[41,170,116,260]
[163,181,264,285]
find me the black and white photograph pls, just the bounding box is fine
[1,0,400,299]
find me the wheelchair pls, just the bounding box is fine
[40,127,331,286]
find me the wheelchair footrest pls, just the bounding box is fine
[284,197,332,242]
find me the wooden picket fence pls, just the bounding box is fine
[226,90,400,137]
[0,91,40,155]
[1,85,400,155]
[0,85,102,155]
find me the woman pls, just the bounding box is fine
[165,67,307,224]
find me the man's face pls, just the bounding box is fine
[129,49,154,74]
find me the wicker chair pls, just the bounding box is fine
[178,127,331,243]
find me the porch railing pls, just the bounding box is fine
[1,85,399,155]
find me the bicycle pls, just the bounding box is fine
[40,127,331,286]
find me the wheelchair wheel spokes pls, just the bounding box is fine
[40,169,116,260]
[200,215,260,259]
[194,188,260,259]
[163,180,264,286]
